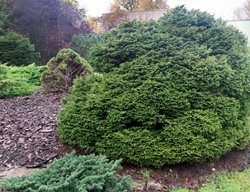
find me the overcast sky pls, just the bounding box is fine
[77,0,246,20]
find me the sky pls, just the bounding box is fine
[77,0,246,20]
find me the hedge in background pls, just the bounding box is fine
[0,32,40,66]
[0,64,46,98]
[0,0,8,35]
[71,34,103,60]
[0,152,132,192]
[41,48,93,93]
[58,6,250,167]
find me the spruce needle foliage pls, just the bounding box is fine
[58,6,250,167]
[0,152,132,192]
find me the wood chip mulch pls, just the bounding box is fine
[0,91,72,170]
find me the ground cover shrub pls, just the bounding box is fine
[41,48,93,93]
[58,6,250,167]
[0,32,40,66]
[0,64,46,98]
[0,152,132,192]
[71,34,104,59]
[171,167,250,192]
[172,189,190,192]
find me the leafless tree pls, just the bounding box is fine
[234,0,250,19]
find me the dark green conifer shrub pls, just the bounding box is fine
[0,32,40,66]
[71,34,104,59]
[41,48,93,93]
[0,152,132,192]
[58,6,250,167]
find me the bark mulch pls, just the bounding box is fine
[0,91,72,170]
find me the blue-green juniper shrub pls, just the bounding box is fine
[0,152,132,192]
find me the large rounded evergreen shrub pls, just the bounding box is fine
[0,32,40,66]
[58,7,250,167]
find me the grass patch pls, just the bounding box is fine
[0,64,46,98]
[171,167,250,192]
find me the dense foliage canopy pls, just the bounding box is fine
[0,32,40,66]
[71,34,103,59]
[58,6,250,167]
[0,0,8,35]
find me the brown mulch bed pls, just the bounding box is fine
[0,91,250,191]
[0,91,72,170]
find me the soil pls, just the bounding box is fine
[0,91,250,191]
[123,148,249,191]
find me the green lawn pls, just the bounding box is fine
[172,166,250,192]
